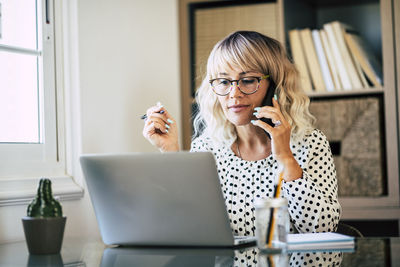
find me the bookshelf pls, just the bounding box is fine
[179,0,400,235]
[282,0,399,235]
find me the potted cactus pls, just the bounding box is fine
[22,178,66,254]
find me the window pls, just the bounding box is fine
[0,0,41,144]
[0,0,83,206]
[0,0,63,179]
[0,0,72,183]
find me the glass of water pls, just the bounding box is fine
[254,198,289,253]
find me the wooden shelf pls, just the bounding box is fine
[307,88,384,98]
[301,0,378,8]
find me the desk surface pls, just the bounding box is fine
[0,237,399,267]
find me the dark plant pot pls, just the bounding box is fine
[22,216,66,255]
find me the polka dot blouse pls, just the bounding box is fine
[233,248,343,266]
[190,129,341,236]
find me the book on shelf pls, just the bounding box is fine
[299,28,326,92]
[341,24,370,89]
[323,22,352,90]
[312,30,335,92]
[330,21,364,90]
[320,29,342,90]
[344,29,383,88]
[288,29,313,93]
[332,22,369,89]
[351,47,371,89]
[288,21,381,93]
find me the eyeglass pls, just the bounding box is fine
[209,75,270,96]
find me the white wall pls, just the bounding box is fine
[78,0,181,153]
[0,0,180,243]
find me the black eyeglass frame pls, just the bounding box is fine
[209,75,270,96]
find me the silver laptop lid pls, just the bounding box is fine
[80,152,235,247]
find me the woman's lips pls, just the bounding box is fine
[228,104,250,112]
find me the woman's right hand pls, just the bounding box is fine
[142,103,180,152]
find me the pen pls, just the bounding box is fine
[140,109,164,120]
[266,172,284,246]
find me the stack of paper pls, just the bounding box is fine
[287,232,355,252]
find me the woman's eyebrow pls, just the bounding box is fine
[240,71,258,75]
[218,71,257,77]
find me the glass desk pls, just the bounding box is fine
[0,237,399,267]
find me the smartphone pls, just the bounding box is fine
[260,81,276,137]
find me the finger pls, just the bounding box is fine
[147,114,175,132]
[145,105,175,126]
[151,121,169,134]
[255,105,280,115]
[146,105,164,118]
[157,108,175,125]
[257,102,282,113]
[147,117,170,132]
[143,123,156,139]
[144,112,160,126]
[272,95,281,111]
[143,121,158,137]
[144,115,155,127]
[143,121,157,139]
[147,112,169,125]
[255,102,288,126]
[144,116,168,132]
[253,109,281,123]
[145,101,166,116]
[255,97,282,119]
[250,119,274,134]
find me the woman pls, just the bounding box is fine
[143,31,341,236]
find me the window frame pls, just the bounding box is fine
[0,0,83,206]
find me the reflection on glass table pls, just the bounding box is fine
[100,247,234,267]
[0,237,399,267]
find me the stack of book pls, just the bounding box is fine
[288,21,382,93]
[287,232,355,252]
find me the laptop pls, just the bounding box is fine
[80,151,256,247]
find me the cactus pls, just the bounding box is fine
[27,178,63,218]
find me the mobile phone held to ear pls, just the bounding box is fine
[260,81,276,129]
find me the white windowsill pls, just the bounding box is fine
[0,176,84,206]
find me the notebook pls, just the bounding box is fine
[287,232,355,252]
[80,152,256,247]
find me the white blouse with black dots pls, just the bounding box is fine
[190,129,341,236]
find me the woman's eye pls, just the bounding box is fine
[219,79,230,85]
[242,78,256,84]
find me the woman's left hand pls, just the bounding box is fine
[252,96,302,181]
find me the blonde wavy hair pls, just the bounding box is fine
[193,31,315,144]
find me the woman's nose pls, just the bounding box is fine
[229,82,243,98]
